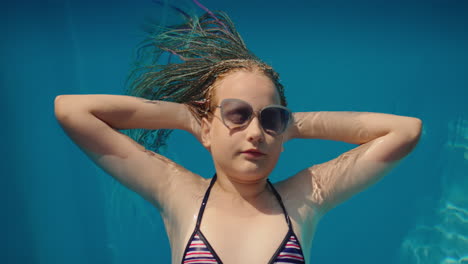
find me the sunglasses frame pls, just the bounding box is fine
[213,98,292,136]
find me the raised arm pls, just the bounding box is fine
[54,94,202,212]
[284,111,422,214]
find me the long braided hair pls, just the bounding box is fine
[125,5,287,153]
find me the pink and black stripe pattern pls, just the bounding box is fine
[272,234,305,263]
[181,174,307,264]
[183,234,218,264]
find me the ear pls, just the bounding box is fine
[201,117,212,151]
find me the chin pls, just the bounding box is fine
[217,159,274,180]
[235,167,272,181]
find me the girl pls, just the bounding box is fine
[54,8,422,264]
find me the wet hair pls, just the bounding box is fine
[125,6,287,153]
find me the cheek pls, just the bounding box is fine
[267,139,283,160]
[270,143,282,158]
[210,123,235,152]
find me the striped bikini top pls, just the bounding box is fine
[181,173,306,264]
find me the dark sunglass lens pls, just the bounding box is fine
[261,107,289,134]
[222,100,252,125]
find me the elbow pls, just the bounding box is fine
[54,95,67,109]
[399,117,423,155]
[54,95,67,120]
[407,117,423,143]
[54,95,77,121]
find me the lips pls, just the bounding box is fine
[242,149,266,155]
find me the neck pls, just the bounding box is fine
[213,172,270,202]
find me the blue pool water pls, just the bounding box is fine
[3,0,467,263]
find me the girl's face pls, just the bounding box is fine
[201,70,285,182]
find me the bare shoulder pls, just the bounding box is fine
[158,166,210,239]
[272,168,326,226]
[150,156,208,210]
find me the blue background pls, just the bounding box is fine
[3,0,467,263]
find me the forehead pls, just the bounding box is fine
[214,70,280,108]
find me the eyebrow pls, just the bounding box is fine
[221,98,278,110]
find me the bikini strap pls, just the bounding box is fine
[267,179,293,230]
[196,175,293,230]
[195,173,217,228]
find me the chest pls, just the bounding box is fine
[165,180,318,264]
[197,207,290,264]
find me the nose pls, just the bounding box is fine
[246,116,265,143]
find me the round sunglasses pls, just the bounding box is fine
[213,98,292,136]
